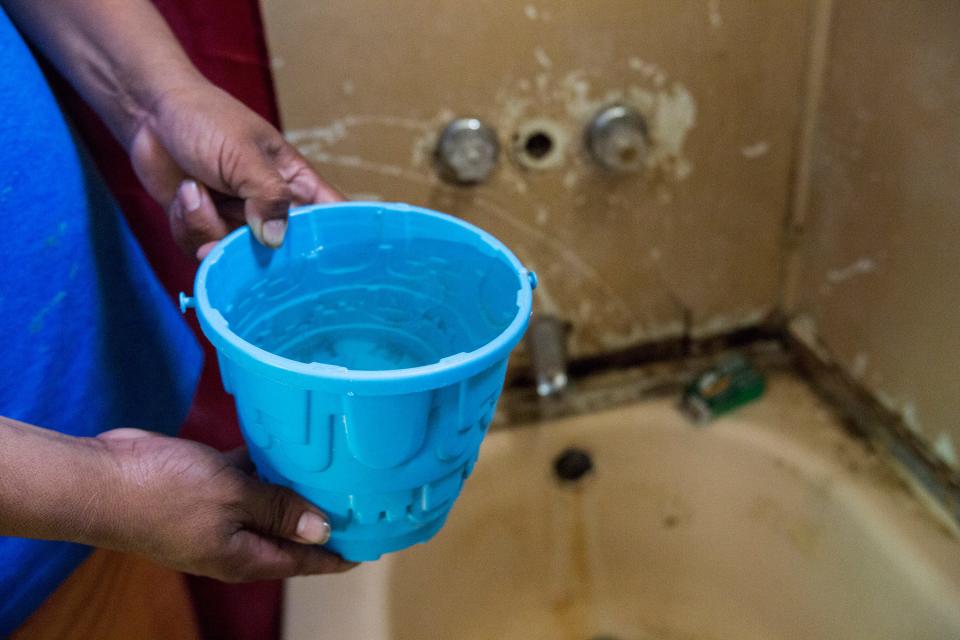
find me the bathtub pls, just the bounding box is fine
[284,374,960,639]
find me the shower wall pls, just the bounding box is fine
[787,0,960,469]
[260,0,958,469]
[260,0,813,358]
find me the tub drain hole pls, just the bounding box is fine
[553,447,593,483]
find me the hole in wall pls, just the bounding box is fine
[524,131,554,159]
[510,118,568,170]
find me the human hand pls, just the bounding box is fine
[96,428,354,582]
[129,81,343,260]
[2,0,342,259]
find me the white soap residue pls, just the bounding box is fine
[741,141,770,158]
[901,402,920,433]
[933,433,958,468]
[827,257,877,284]
[628,56,667,87]
[707,0,723,28]
[850,352,869,378]
[534,47,553,69]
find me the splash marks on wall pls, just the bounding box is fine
[523,4,552,22]
[286,53,699,196]
[707,0,724,29]
[933,434,958,468]
[280,53,699,355]
[741,141,771,159]
[263,0,817,367]
[825,257,877,284]
[648,82,697,182]
[533,47,553,70]
[287,114,433,152]
[284,113,648,355]
[490,56,697,187]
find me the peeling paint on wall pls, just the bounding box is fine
[741,141,771,158]
[933,434,958,468]
[523,4,552,21]
[264,0,811,360]
[707,0,724,29]
[533,47,553,70]
[851,352,868,379]
[492,61,696,186]
[279,54,700,355]
[826,257,877,284]
[791,0,960,471]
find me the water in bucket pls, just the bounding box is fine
[184,202,535,561]
[227,237,519,371]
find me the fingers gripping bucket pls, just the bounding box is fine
[182,203,536,561]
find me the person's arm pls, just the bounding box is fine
[3,0,342,258]
[0,416,352,581]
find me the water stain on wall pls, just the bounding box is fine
[263,0,811,359]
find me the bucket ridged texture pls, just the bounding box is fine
[191,203,534,561]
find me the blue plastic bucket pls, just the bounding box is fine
[181,202,536,561]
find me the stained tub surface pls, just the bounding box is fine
[284,374,960,640]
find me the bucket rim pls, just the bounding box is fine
[192,202,534,393]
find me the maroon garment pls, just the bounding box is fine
[49,2,285,638]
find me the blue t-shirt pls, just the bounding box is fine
[0,8,203,634]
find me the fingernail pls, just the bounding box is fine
[179,180,202,212]
[296,511,331,545]
[262,219,287,248]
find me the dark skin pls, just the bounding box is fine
[131,80,342,259]
[1,0,352,580]
[0,420,354,582]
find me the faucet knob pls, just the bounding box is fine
[585,104,648,173]
[435,118,500,185]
